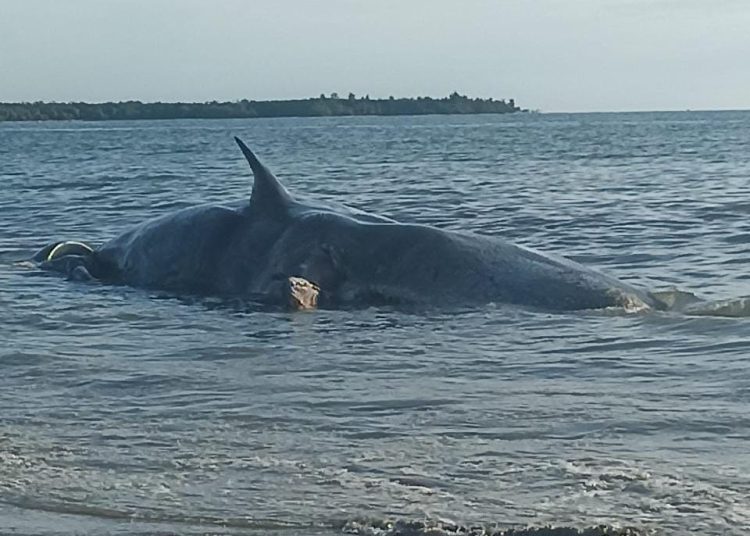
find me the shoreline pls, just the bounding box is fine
[0,93,522,122]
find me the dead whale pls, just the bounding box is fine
[35,137,661,312]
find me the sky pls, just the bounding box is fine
[1,0,749,112]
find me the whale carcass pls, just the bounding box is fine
[36,138,660,312]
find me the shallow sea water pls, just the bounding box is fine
[1,112,750,535]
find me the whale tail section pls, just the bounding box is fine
[683,296,750,317]
[649,289,703,311]
[649,288,750,317]
[234,137,293,219]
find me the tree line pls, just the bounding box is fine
[0,92,521,122]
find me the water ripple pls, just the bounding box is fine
[2,112,750,534]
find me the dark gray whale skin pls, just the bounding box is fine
[36,137,658,311]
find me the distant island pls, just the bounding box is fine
[0,92,522,122]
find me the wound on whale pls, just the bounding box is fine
[35,137,661,312]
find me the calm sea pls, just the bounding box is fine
[1,112,750,535]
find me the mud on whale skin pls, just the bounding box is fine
[35,137,660,312]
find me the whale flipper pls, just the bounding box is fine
[234,137,293,219]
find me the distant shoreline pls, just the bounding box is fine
[0,92,522,122]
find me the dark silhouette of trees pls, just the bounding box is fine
[0,93,522,122]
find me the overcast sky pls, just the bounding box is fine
[1,0,748,112]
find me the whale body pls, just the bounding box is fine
[36,137,659,311]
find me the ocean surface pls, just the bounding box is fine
[1,112,750,535]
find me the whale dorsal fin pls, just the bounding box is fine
[234,137,293,218]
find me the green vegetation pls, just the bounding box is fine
[0,92,521,122]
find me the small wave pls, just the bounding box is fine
[339,519,647,536]
[0,495,320,532]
